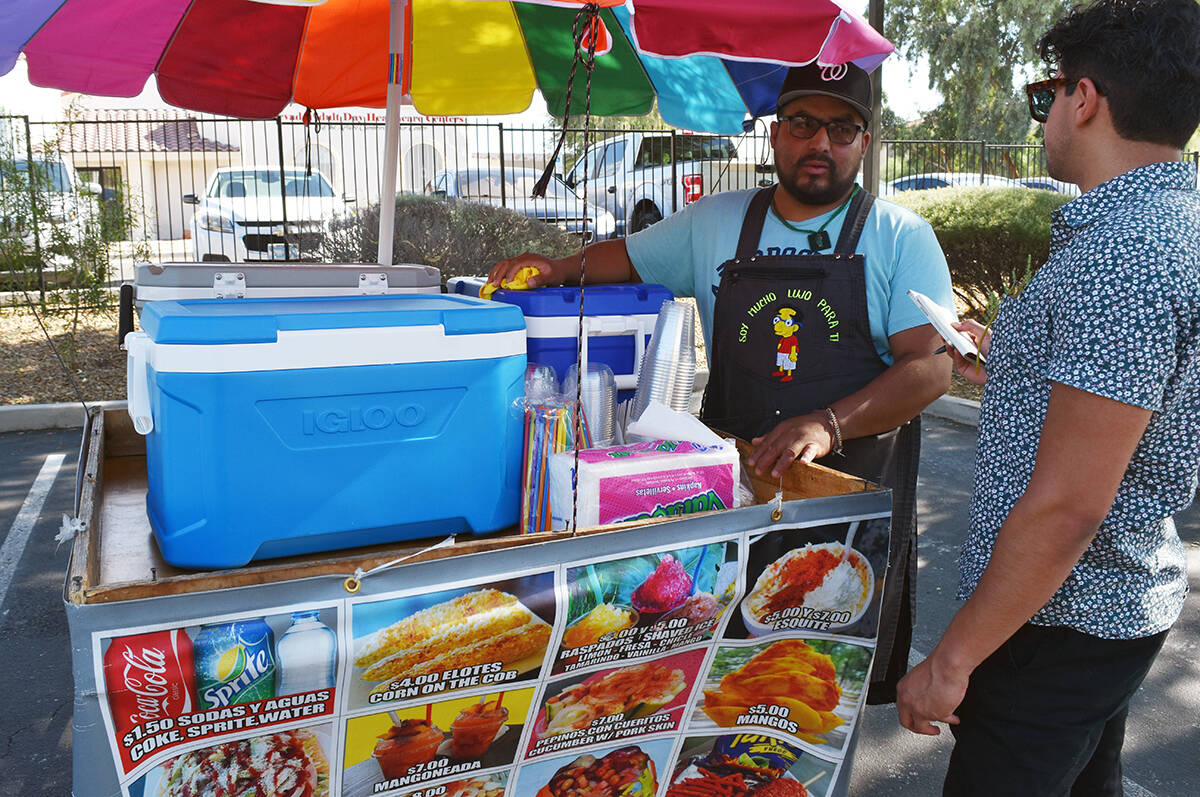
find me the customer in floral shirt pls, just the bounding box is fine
[895,0,1200,794]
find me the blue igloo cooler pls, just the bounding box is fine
[448,278,673,400]
[124,294,527,569]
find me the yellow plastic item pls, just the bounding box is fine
[481,266,541,300]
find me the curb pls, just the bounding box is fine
[0,400,126,433]
[0,392,981,434]
[923,395,981,428]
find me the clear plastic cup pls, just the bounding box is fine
[564,362,617,448]
[631,301,697,423]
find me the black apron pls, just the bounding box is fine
[700,185,918,704]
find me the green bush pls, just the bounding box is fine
[889,187,1070,316]
[322,195,581,280]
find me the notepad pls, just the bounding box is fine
[907,289,985,365]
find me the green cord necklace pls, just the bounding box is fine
[770,185,859,251]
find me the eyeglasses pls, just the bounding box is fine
[1025,76,1106,123]
[777,113,865,146]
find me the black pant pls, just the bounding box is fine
[944,623,1168,797]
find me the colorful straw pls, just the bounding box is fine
[519,401,593,533]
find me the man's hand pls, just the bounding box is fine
[487,252,563,291]
[949,319,991,386]
[896,654,967,736]
[747,411,836,478]
[485,240,637,293]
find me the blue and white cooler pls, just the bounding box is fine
[448,278,673,400]
[124,294,526,569]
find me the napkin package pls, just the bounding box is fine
[548,440,738,530]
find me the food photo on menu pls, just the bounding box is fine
[691,639,873,750]
[525,649,707,758]
[125,723,334,797]
[396,772,509,797]
[665,734,838,797]
[725,519,890,640]
[554,541,739,674]
[512,737,677,797]
[347,573,555,709]
[341,688,536,797]
[99,607,340,778]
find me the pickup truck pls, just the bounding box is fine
[561,132,768,236]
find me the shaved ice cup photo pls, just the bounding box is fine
[741,543,875,636]
[631,554,694,625]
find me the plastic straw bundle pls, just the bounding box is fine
[521,402,592,534]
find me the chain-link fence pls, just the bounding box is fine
[2,111,1196,307]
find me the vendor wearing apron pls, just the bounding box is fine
[488,63,954,703]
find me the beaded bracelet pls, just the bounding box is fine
[823,406,844,455]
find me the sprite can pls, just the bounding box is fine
[193,619,277,708]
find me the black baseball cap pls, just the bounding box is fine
[776,63,873,123]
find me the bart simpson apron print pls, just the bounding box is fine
[701,185,920,702]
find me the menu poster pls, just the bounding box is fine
[553,541,740,676]
[341,687,538,797]
[525,649,708,759]
[691,639,873,753]
[88,513,891,797]
[395,772,509,797]
[666,733,842,797]
[123,721,337,797]
[346,573,557,712]
[729,518,889,641]
[91,603,341,782]
[513,737,678,797]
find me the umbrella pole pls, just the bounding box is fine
[378,0,411,265]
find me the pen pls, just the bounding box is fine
[933,345,948,355]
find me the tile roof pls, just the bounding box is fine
[57,111,238,153]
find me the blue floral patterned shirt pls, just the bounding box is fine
[958,161,1200,639]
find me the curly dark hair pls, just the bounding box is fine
[1038,0,1200,148]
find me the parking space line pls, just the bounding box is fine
[0,452,66,612]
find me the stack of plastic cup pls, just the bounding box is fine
[564,362,617,448]
[630,300,697,424]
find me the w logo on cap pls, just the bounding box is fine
[821,64,849,82]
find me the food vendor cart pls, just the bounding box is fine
[66,406,894,797]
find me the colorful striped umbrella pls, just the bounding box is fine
[2,0,893,262]
[3,0,892,133]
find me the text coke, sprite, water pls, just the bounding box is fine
[276,609,337,694]
[103,629,196,740]
[193,619,277,708]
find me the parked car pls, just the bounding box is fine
[0,156,100,258]
[561,132,765,235]
[1013,176,1081,196]
[184,166,354,262]
[428,167,616,241]
[880,172,1025,195]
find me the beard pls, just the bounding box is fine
[775,153,859,205]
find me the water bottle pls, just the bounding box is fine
[275,610,337,694]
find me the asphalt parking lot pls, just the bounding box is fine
[1,417,1196,796]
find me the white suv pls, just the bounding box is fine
[184,166,352,262]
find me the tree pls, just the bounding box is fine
[883,0,1072,141]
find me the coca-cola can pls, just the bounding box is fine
[103,629,197,739]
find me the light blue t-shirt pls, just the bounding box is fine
[625,188,954,364]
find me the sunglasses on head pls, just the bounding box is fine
[1025,76,1106,123]
[777,113,866,146]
